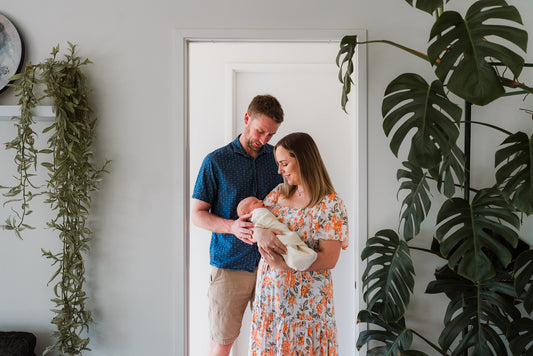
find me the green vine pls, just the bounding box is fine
[2,43,109,355]
[1,63,41,238]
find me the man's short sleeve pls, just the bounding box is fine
[192,155,216,204]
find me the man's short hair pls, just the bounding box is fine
[247,94,284,123]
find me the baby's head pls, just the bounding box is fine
[237,196,265,217]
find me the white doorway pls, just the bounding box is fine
[175,29,367,356]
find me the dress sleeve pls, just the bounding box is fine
[316,194,349,250]
[263,183,282,208]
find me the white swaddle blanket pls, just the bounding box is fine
[251,207,318,271]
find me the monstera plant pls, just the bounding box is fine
[1,44,108,355]
[338,0,533,355]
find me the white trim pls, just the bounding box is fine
[173,28,367,356]
[0,105,55,120]
[224,62,338,141]
[224,65,237,143]
[353,32,368,348]
[172,28,189,356]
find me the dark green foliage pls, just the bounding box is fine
[429,143,465,198]
[428,267,520,355]
[357,310,416,355]
[404,0,445,15]
[382,73,462,169]
[337,0,532,355]
[495,132,533,215]
[397,161,431,241]
[336,35,358,112]
[436,188,520,282]
[2,43,108,355]
[514,250,533,314]
[508,317,533,355]
[361,229,415,322]
[428,0,528,106]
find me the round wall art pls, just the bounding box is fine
[0,13,24,94]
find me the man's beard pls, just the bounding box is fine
[246,139,262,152]
[243,127,263,152]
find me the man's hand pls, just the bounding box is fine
[253,227,287,259]
[230,213,255,245]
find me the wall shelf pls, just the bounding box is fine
[0,105,54,121]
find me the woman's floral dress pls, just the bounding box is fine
[249,184,349,356]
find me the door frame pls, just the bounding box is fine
[172,29,368,356]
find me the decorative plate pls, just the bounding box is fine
[0,13,24,94]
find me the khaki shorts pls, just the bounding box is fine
[207,266,257,345]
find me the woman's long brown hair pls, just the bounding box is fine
[275,132,335,208]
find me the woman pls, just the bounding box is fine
[249,132,349,355]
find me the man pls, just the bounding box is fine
[191,94,286,356]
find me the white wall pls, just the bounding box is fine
[0,1,532,355]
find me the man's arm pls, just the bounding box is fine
[191,198,255,245]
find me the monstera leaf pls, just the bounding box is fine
[382,73,462,169]
[336,35,357,112]
[429,143,466,198]
[426,264,470,300]
[428,0,528,106]
[436,188,520,282]
[397,161,431,241]
[357,310,425,355]
[495,131,533,215]
[427,271,520,355]
[509,317,533,355]
[514,250,533,314]
[404,0,446,15]
[361,229,415,322]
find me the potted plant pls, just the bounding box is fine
[337,0,533,354]
[2,43,108,355]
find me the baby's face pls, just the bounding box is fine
[250,198,265,211]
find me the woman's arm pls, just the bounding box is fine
[259,239,341,272]
[253,227,287,259]
[304,240,342,271]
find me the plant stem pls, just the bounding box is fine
[408,245,443,257]
[458,120,513,136]
[411,329,449,355]
[464,102,471,202]
[424,175,480,193]
[356,40,430,62]
[501,79,533,95]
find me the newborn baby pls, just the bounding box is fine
[237,196,318,271]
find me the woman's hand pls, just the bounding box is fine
[253,227,287,259]
[258,245,294,271]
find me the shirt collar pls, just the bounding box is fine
[232,135,270,158]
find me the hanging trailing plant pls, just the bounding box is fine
[1,43,109,355]
[1,63,40,238]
